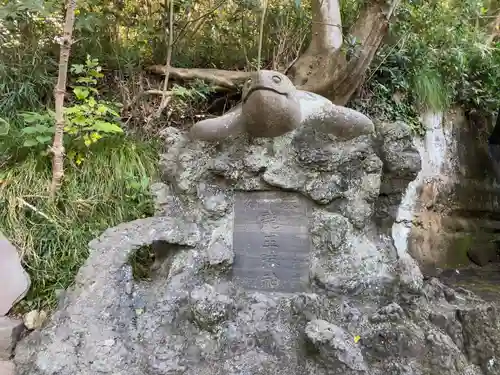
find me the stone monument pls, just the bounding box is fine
[13,74,500,375]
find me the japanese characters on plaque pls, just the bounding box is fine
[232,191,310,293]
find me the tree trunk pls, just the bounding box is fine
[487,11,500,44]
[49,0,76,200]
[287,0,401,106]
[144,0,401,107]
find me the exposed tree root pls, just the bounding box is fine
[146,65,251,90]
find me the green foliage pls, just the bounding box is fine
[0,117,11,136]
[351,81,424,136]
[170,79,217,111]
[0,1,59,115]
[64,56,124,163]
[19,111,55,148]
[17,56,124,164]
[0,138,159,312]
[355,0,500,132]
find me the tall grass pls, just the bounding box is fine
[412,67,451,112]
[0,139,159,312]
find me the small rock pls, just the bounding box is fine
[0,360,15,375]
[361,324,426,360]
[442,286,456,303]
[190,284,233,330]
[206,241,234,270]
[23,310,47,330]
[467,242,498,267]
[370,303,405,323]
[342,303,362,324]
[197,183,229,217]
[0,232,31,315]
[305,319,367,372]
[0,317,24,360]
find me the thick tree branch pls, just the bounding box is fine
[330,0,395,103]
[288,0,400,105]
[146,65,251,89]
[309,0,343,53]
[487,11,500,44]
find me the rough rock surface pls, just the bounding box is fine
[14,106,500,374]
[406,109,500,273]
[373,121,422,232]
[0,317,23,360]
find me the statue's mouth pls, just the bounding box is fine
[242,86,288,104]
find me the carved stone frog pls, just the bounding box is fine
[189,70,375,142]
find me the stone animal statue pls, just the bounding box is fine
[189,70,375,142]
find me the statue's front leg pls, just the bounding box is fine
[297,91,375,140]
[189,104,246,142]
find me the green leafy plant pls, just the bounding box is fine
[18,56,125,165]
[171,79,216,105]
[169,79,218,118]
[350,0,500,136]
[19,111,56,149]
[65,56,124,164]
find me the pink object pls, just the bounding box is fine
[0,360,15,375]
[0,233,30,316]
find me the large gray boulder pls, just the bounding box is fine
[13,100,500,375]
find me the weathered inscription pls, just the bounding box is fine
[232,191,311,292]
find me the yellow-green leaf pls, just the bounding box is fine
[23,139,38,147]
[73,87,90,100]
[96,104,108,115]
[92,121,123,133]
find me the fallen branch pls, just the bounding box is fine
[144,89,172,96]
[17,198,56,224]
[146,66,251,90]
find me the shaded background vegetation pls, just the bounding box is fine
[0,0,499,312]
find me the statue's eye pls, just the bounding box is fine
[272,75,281,83]
[247,78,252,84]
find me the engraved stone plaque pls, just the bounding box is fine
[232,191,311,293]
